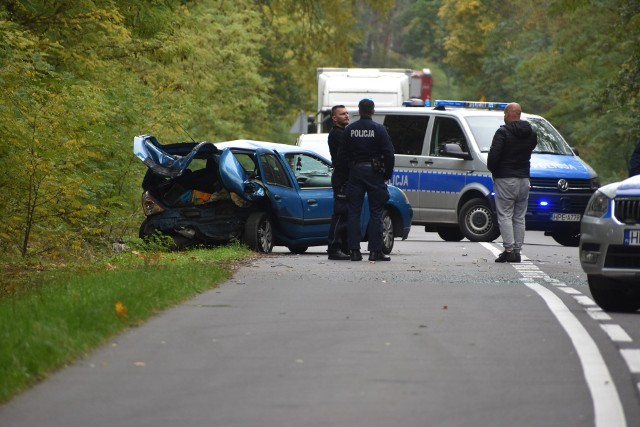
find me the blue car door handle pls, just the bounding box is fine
[274,194,282,200]
[307,199,317,205]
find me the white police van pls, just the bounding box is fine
[297,100,600,246]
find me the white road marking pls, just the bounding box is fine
[574,295,598,306]
[525,282,627,427]
[480,242,627,427]
[600,324,633,343]
[620,349,640,373]
[559,287,583,295]
[586,308,612,321]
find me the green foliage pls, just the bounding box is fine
[2,0,639,261]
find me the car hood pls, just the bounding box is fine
[134,135,264,201]
[598,174,640,199]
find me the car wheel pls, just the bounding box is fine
[437,226,464,242]
[288,245,308,254]
[381,209,394,254]
[458,198,500,242]
[243,212,274,253]
[588,275,640,313]
[139,221,190,250]
[550,231,580,247]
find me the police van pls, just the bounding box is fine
[297,100,599,247]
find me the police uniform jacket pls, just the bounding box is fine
[338,116,395,180]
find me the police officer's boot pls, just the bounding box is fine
[368,251,390,262]
[350,249,363,261]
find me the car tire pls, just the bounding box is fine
[458,198,500,242]
[437,226,464,242]
[243,212,274,253]
[288,245,308,254]
[588,275,640,313]
[139,221,190,250]
[550,231,581,247]
[381,209,394,254]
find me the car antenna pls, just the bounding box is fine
[176,122,197,142]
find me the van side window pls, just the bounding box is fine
[430,117,469,157]
[383,115,430,155]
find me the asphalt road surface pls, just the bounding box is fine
[1,228,639,427]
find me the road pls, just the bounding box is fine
[1,228,639,427]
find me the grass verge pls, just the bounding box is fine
[0,243,254,403]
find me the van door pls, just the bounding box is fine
[420,116,474,224]
[380,114,430,220]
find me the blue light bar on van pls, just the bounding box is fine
[434,100,509,110]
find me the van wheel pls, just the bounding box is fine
[459,198,500,242]
[243,212,274,253]
[381,209,394,254]
[550,231,580,247]
[437,226,464,242]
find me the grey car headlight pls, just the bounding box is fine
[584,191,610,218]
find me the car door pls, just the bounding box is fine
[281,151,334,240]
[254,150,305,239]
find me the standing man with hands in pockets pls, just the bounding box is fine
[488,102,538,263]
[337,98,395,262]
[326,105,351,260]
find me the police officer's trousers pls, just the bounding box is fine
[346,163,388,252]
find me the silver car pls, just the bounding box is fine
[579,175,640,312]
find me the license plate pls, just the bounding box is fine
[624,229,640,246]
[551,213,581,222]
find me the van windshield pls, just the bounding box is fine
[466,116,574,155]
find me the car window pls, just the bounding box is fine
[284,153,332,188]
[383,115,430,155]
[260,154,292,187]
[233,152,259,178]
[430,116,469,156]
[528,118,574,155]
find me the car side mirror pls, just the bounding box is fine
[571,146,580,156]
[443,143,471,160]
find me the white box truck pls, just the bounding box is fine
[315,67,431,132]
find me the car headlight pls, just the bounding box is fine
[589,177,600,190]
[584,191,610,218]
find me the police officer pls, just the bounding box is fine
[337,98,395,261]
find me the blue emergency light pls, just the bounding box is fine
[434,100,509,110]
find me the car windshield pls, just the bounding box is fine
[466,116,574,155]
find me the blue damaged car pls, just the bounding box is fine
[579,175,640,312]
[133,135,413,253]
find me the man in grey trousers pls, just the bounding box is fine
[487,102,538,263]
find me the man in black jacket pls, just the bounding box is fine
[487,102,538,263]
[326,105,351,260]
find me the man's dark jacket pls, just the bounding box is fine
[328,125,348,189]
[487,120,538,178]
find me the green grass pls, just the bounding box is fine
[0,243,253,403]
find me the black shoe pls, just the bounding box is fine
[495,251,520,263]
[350,250,363,261]
[328,249,350,260]
[368,251,391,262]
